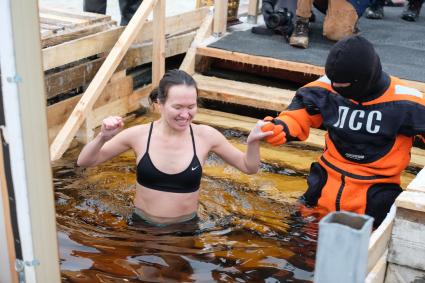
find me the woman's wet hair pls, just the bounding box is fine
[149,69,198,105]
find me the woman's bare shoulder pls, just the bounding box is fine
[192,123,218,135]
[192,123,224,142]
[118,123,151,139]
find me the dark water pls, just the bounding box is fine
[52,117,319,283]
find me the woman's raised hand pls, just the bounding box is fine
[100,116,124,142]
[247,120,274,144]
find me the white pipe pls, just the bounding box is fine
[0,0,37,282]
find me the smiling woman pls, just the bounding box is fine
[77,69,273,226]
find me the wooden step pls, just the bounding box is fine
[196,46,425,92]
[197,46,324,75]
[194,74,294,111]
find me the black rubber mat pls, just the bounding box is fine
[209,7,425,83]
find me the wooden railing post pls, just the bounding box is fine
[152,0,165,87]
[247,0,260,24]
[213,0,228,37]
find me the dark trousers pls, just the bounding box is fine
[83,0,144,26]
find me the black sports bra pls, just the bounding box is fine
[136,122,202,193]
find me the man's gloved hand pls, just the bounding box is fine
[262,2,274,28]
[261,116,287,146]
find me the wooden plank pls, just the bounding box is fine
[45,58,104,99]
[47,76,133,130]
[42,26,123,71]
[6,0,61,280]
[118,31,195,69]
[388,206,425,271]
[213,0,228,36]
[40,22,65,31]
[134,7,209,44]
[39,12,87,25]
[42,20,115,48]
[247,0,259,23]
[48,85,151,143]
[49,0,157,161]
[367,205,395,273]
[197,46,325,75]
[196,46,425,92]
[39,6,111,22]
[395,191,425,213]
[365,250,388,283]
[385,263,425,283]
[42,8,208,71]
[194,73,294,111]
[45,32,195,98]
[180,10,213,74]
[152,0,165,86]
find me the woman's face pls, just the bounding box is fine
[160,84,198,131]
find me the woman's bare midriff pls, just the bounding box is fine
[133,184,199,223]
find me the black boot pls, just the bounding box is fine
[289,16,310,49]
[401,0,424,21]
[365,0,385,19]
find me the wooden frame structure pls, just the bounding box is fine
[1,0,424,281]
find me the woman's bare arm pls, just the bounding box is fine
[77,116,133,167]
[207,120,272,174]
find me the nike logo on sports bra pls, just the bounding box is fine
[191,166,199,171]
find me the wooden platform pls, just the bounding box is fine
[40,6,116,48]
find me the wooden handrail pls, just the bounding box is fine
[49,0,161,161]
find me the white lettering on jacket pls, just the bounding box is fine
[333,106,382,133]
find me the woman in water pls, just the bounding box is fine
[78,69,273,225]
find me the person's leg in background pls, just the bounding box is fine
[289,0,314,48]
[323,0,358,41]
[119,0,144,26]
[401,0,424,21]
[83,0,107,14]
[365,0,386,19]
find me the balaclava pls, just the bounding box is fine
[325,35,382,101]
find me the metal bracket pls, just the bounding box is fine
[15,259,40,283]
[6,75,22,84]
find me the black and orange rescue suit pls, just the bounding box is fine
[262,36,425,226]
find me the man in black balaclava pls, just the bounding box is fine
[261,35,425,227]
[324,35,389,102]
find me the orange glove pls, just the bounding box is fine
[261,116,287,146]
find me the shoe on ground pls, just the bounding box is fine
[401,0,423,21]
[289,17,309,49]
[365,5,385,19]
